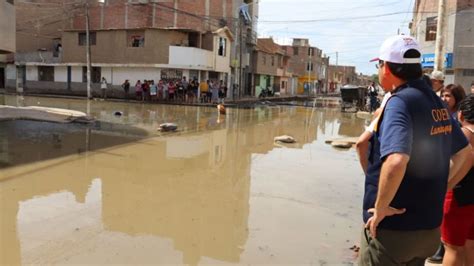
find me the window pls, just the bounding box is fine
[189,70,199,80]
[271,56,275,66]
[262,54,266,65]
[308,48,313,56]
[161,69,183,82]
[463,69,474,76]
[282,81,287,89]
[425,16,437,41]
[78,32,96,46]
[127,31,145,47]
[307,62,313,71]
[294,47,299,55]
[82,67,101,83]
[218,37,227,56]
[38,66,54,81]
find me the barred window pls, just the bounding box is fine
[425,17,437,41]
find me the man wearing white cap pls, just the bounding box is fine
[359,35,470,265]
[430,70,445,96]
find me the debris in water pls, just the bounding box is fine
[331,141,353,149]
[349,245,360,252]
[114,111,123,116]
[325,137,358,145]
[217,104,226,115]
[158,123,178,132]
[274,135,296,143]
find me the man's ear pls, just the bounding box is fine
[382,63,392,79]
[458,112,464,123]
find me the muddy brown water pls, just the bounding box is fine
[0,95,368,265]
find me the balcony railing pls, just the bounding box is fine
[15,51,63,64]
[169,46,213,69]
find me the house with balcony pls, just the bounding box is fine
[6,0,240,97]
[253,38,292,96]
[9,27,233,96]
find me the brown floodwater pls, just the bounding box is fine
[0,94,368,265]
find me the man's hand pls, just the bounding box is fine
[365,207,406,238]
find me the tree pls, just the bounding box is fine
[371,74,379,84]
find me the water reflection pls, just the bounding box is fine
[0,95,364,265]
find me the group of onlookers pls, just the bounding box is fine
[119,77,227,104]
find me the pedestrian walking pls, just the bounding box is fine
[122,79,130,99]
[359,35,470,266]
[101,77,108,99]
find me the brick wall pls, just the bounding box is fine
[70,0,233,32]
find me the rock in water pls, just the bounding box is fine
[274,135,296,143]
[114,111,123,116]
[331,141,353,149]
[158,123,178,132]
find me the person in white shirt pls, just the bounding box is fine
[101,77,108,99]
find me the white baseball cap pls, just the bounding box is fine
[370,35,421,64]
[430,70,445,81]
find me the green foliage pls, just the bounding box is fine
[371,74,379,84]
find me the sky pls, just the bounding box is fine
[257,0,414,75]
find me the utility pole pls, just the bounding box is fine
[335,51,339,90]
[85,1,92,99]
[307,48,311,96]
[239,13,243,99]
[434,0,447,72]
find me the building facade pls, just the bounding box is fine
[12,27,232,97]
[7,0,256,98]
[327,65,358,93]
[0,0,15,89]
[411,0,474,90]
[281,38,328,95]
[253,38,292,96]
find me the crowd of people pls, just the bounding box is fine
[119,77,228,104]
[356,35,474,266]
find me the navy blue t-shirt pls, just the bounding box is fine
[363,79,468,230]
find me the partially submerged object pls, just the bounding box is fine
[325,137,358,149]
[356,111,373,120]
[331,141,353,149]
[0,105,93,123]
[274,135,296,143]
[217,104,226,115]
[114,111,123,116]
[158,123,178,132]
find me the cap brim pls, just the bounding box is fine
[369,57,379,62]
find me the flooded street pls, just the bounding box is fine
[1,95,368,265]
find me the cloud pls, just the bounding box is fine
[257,0,413,74]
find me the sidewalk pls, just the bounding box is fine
[1,91,341,108]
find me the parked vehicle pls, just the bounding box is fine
[258,87,274,98]
[340,85,367,112]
